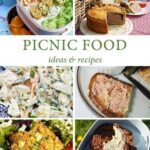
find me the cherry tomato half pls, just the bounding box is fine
[66,142,73,150]
[139,3,147,8]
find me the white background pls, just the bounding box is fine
[0,35,150,66]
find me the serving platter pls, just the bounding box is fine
[77,66,150,118]
[79,18,133,35]
[77,120,150,150]
[127,3,150,16]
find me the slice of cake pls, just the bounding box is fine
[87,4,126,33]
[88,73,133,117]
[91,124,136,150]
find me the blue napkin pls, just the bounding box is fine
[0,4,11,35]
[0,104,8,118]
[1,0,16,7]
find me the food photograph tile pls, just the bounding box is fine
[0,119,73,150]
[75,119,150,150]
[75,0,150,35]
[0,0,73,35]
[0,66,73,118]
[75,66,150,118]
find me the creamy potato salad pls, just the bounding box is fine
[0,67,73,118]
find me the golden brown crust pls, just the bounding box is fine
[138,67,150,84]
[87,11,108,33]
[87,4,126,33]
[88,73,133,118]
[89,73,109,115]
[92,4,126,15]
[138,67,150,73]
[10,122,64,150]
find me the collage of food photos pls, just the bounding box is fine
[0,0,150,150]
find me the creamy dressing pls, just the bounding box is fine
[103,125,125,150]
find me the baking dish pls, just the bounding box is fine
[77,120,150,150]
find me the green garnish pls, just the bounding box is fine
[42,0,73,29]
[30,68,35,78]
[0,125,17,146]
[49,120,72,145]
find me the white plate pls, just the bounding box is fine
[79,18,133,35]
[77,67,150,118]
[78,120,150,150]
[127,3,150,16]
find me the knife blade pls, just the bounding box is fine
[124,73,150,100]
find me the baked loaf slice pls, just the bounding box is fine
[88,73,133,117]
[91,123,136,150]
[137,67,150,85]
[87,4,126,33]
